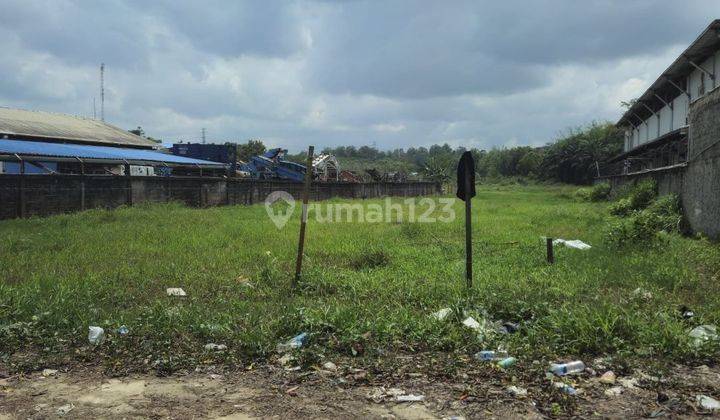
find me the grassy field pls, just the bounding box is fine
[1,184,719,374]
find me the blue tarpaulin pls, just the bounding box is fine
[0,139,224,166]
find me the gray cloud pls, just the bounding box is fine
[0,0,716,152]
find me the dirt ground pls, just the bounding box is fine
[1,357,719,419]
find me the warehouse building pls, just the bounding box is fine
[0,107,225,176]
[602,19,720,238]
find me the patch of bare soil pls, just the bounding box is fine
[1,356,719,419]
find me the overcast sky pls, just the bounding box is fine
[0,1,717,152]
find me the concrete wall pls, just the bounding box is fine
[684,87,720,238]
[0,176,441,220]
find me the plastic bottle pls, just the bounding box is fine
[474,350,509,361]
[497,357,517,368]
[550,361,586,376]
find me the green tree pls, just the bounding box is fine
[237,139,266,162]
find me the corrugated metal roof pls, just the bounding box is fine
[0,139,225,167]
[618,20,720,127]
[0,107,157,148]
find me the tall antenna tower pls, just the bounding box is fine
[100,63,105,122]
[201,128,206,144]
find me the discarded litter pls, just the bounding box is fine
[277,333,309,353]
[618,377,639,389]
[88,326,105,345]
[604,386,624,397]
[474,350,509,362]
[397,394,425,402]
[56,404,74,416]
[41,369,58,377]
[497,357,517,369]
[550,360,586,376]
[697,395,720,411]
[689,325,718,347]
[322,361,338,371]
[506,385,527,397]
[553,382,577,395]
[553,238,591,250]
[499,321,519,334]
[117,325,129,335]
[367,387,406,403]
[599,371,616,384]
[462,317,482,330]
[278,353,295,366]
[204,343,227,351]
[680,305,695,319]
[431,308,452,321]
[166,287,187,297]
[632,287,653,300]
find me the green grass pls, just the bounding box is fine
[1,184,719,373]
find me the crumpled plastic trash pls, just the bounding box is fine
[689,325,718,347]
[166,288,187,297]
[277,333,309,353]
[553,238,591,250]
[462,317,482,330]
[431,308,452,321]
[204,343,227,351]
[397,394,425,402]
[88,326,105,345]
[697,395,720,410]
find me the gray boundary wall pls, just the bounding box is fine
[0,176,441,220]
[600,87,720,239]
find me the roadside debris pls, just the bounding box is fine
[276,333,308,353]
[604,386,624,397]
[689,325,718,347]
[204,343,227,351]
[88,326,105,345]
[599,371,616,384]
[680,305,695,319]
[322,361,338,371]
[278,354,295,366]
[506,385,527,397]
[632,287,653,300]
[462,317,481,330]
[367,387,406,403]
[474,350,508,361]
[41,369,58,377]
[697,395,720,411]
[618,377,639,389]
[397,394,425,402]
[117,325,129,335]
[497,357,517,369]
[498,321,519,334]
[553,382,578,395]
[431,308,452,321]
[56,404,74,416]
[166,287,187,297]
[550,361,586,376]
[553,238,591,250]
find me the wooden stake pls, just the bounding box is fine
[293,145,314,288]
[546,237,554,264]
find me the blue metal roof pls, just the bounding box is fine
[0,139,225,166]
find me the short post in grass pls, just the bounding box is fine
[546,237,554,264]
[293,145,314,289]
[456,151,476,289]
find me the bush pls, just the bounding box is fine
[605,194,683,245]
[609,179,656,215]
[576,182,611,202]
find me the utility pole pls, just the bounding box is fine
[92,97,96,120]
[100,63,105,122]
[202,128,206,144]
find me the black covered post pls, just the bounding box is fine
[456,151,476,289]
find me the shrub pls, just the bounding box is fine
[609,179,656,215]
[605,194,683,245]
[577,182,612,202]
